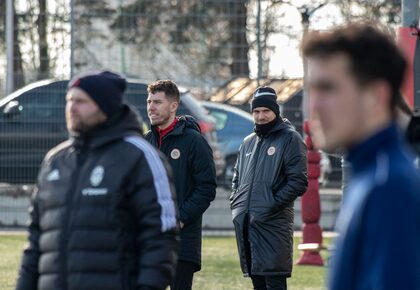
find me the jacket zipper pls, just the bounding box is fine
[247,137,263,213]
[61,150,86,290]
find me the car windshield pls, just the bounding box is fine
[209,110,228,130]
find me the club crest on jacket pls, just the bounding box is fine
[171,149,181,160]
[267,146,276,156]
[90,165,104,186]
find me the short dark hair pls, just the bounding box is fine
[147,80,180,102]
[302,23,407,111]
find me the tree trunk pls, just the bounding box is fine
[229,0,250,77]
[37,0,49,79]
[13,2,25,89]
[0,1,5,41]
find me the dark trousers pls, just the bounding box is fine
[244,214,287,290]
[250,275,287,290]
[171,260,196,290]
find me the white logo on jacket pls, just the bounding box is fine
[171,149,181,160]
[82,188,108,196]
[46,169,60,181]
[267,146,276,156]
[90,165,104,186]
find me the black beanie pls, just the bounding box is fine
[250,86,279,117]
[68,71,127,118]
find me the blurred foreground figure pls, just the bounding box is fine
[303,24,420,290]
[16,71,178,290]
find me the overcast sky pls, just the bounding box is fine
[249,2,343,78]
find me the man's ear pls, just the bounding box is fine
[367,80,392,111]
[170,101,179,113]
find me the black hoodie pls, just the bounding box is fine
[16,105,178,290]
[145,115,217,270]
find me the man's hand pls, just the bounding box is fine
[180,221,184,229]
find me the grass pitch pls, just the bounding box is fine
[0,234,330,290]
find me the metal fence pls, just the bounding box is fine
[0,184,342,231]
[0,1,342,226]
[1,0,253,99]
[0,0,255,184]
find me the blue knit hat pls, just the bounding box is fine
[68,71,127,118]
[251,86,279,117]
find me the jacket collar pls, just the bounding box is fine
[152,117,184,138]
[155,118,179,148]
[257,117,294,138]
[156,118,178,137]
[347,123,401,172]
[151,115,201,139]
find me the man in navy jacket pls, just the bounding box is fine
[145,80,216,290]
[303,24,420,290]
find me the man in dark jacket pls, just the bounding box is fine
[230,86,308,290]
[396,94,420,163]
[144,80,217,290]
[15,71,178,290]
[303,24,420,290]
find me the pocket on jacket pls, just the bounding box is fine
[249,182,279,222]
[230,184,247,207]
[230,184,250,219]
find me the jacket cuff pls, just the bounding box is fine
[137,269,169,290]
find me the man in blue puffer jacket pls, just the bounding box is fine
[303,24,420,290]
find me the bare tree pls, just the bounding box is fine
[13,1,25,89]
[111,0,251,81]
[228,0,250,76]
[337,0,401,32]
[37,0,49,79]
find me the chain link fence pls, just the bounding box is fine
[0,0,344,227]
[1,0,254,99]
[0,0,254,183]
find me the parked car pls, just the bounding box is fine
[202,101,254,186]
[0,79,225,184]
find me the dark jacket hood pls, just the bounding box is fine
[71,104,143,149]
[150,115,201,137]
[266,117,294,136]
[175,115,201,134]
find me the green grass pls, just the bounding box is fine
[195,236,329,290]
[0,234,329,290]
[0,234,27,290]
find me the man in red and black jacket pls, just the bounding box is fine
[145,80,217,290]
